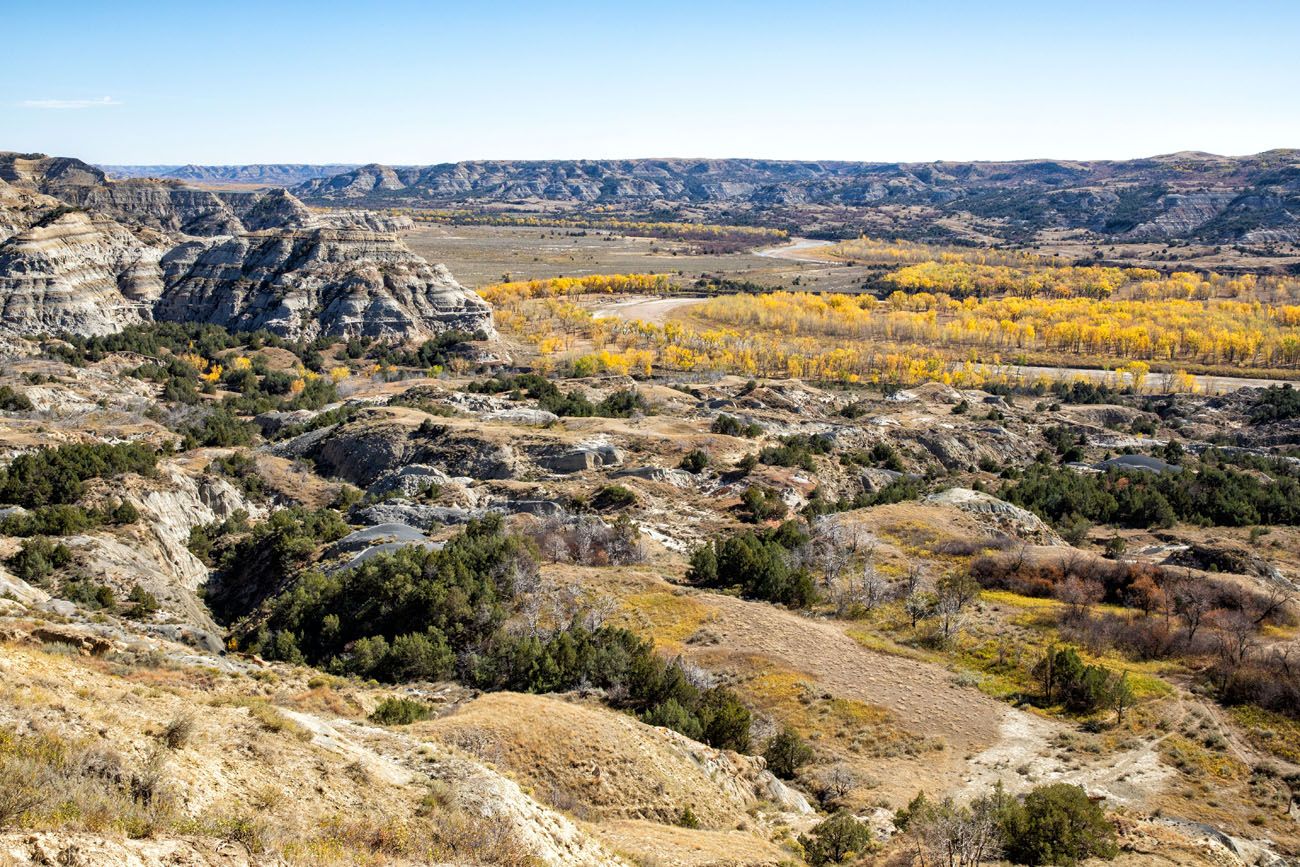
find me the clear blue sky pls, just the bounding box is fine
[3,0,1297,165]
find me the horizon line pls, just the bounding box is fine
[83,147,1300,169]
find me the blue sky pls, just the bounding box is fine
[3,0,1297,165]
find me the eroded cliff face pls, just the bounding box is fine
[0,153,494,340]
[157,230,493,340]
[0,208,162,335]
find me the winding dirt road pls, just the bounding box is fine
[754,237,838,262]
[590,296,703,324]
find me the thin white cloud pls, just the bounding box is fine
[19,96,122,110]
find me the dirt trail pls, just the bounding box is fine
[959,706,1176,807]
[754,237,838,262]
[590,296,702,324]
[681,590,1189,809]
[689,592,1006,751]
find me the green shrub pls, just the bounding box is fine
[803,476,926,517]
[181,406,256,449]
[1033,647,1117,714]
[1250,383,1300,424]
[469,373,646,418]
[680,449,710,474]
[0,442,156,508]
[759,434,833,471]
[232,513,753,754]
[65,578,116,611]
[0,386,34,412]
[369,697,434,726]
[595,389,649,418]
[0,504,102,537]
[592,484,637,510]
[711,414,762,437]
[764,726,813,779]
[688,522,814,608]
[127,584,160,616]
[208,452,267,499]
[205,507,348,621]
[799,811,873,865]
[1002,460,1300,529]
[372,330,480,370]
[1001,783,1118,866]
[110,500,140,525]
[7,537,72,581]
[739,485,788,523]
[185,511,249,566]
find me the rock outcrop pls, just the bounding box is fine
[0,152,494,340]
[0,206,162,335]
[156,230,492,340]
[65,464,266,630]
[924,487,1062,545]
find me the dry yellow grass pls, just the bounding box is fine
[617,590,712,650]
[422,690,799,858]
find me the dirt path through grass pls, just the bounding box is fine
[688,592,1006,751]
[680,589,1190,808]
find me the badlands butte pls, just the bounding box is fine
[0,150,1298,867]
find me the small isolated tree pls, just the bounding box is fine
[816,763,860,809]
[934,572,981,643]
[799,810,873,866]
[1210,609,1258,690]
[838,557,889,617]
[895,783,1009,867]
[1174,578,1214,643]
[763,726,813,780]
[1001,784,1118,866]
[809,515,854,592]
[127,584,160,617]
[905,590,937,629]
[1033,646,1114,714]
[1109,671,1135,724]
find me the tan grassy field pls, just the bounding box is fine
[404,225,872,292]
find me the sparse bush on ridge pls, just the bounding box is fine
[679,448,710,474]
